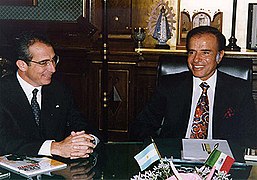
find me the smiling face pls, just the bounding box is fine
[187,33,224,81]
[17,41,56,87]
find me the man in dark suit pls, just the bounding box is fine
[131,26,256,146]
[0,32,100,158]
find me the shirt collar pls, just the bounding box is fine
[193,70,217,90]
[16,71,42,96]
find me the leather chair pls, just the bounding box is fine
[157,54,253,84]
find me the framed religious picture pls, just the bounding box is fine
[146,0,179,48]
[177,9,222,49]
[177,10,191,48]
[192,12,211,28]
[0,0,37,6]
[211,11,223,32]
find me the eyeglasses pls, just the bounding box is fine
[27,55,59,67]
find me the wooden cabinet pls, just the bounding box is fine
[88,52,141,141]
[85,52,159,141]
[96,63,134,140]
[108,0,132,34]
[93,0,132,35]
[134,62,158,115]
[55,49,93,119]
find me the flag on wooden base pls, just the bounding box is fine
[205,149,235,173]
[134,143,160,171]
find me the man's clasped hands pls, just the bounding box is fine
[51,130,96,159]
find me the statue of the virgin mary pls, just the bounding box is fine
[153,6,171,49]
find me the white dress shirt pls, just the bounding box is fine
[185,70,217,139]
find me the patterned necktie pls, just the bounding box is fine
[190,82,210,139]
[31,88,40,126]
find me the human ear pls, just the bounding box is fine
[216,53,220,61]
[216,50,224,64]
[16,60,28,71]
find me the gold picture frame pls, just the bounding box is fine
[132,0,181,48]
[192,12,211,28]
[177,9,223,49]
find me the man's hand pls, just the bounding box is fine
[70,131,96,159]
[50,130,96,159]
[51,135,74,158]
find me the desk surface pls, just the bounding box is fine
[5,139,257,179]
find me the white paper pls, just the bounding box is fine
[182,139,234,161]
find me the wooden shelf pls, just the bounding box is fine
[135,48,257,58]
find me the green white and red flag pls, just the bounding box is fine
[205,149,235,173]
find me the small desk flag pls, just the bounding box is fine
[134,143,160,171]
[205,148,235,173]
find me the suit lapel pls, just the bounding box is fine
[7,75,41,135]
[41,86,54,128]
[176,73,193,135]
[182,74,193,124]
[213,72,231,134]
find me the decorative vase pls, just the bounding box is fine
[132,27,146,48]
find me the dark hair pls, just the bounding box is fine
[16,32,53,62]
[186,26,226,51]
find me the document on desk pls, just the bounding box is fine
[0,154,67,178]
[182,139,234,161]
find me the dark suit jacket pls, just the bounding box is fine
[0,74,97,156]
[131,71,257,146]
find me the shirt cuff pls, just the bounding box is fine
[90,134,100,145]
[38,140,55,156]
